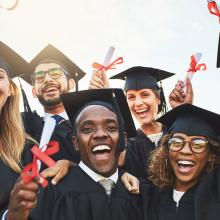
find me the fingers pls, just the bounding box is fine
[40,160,70,185]
[121,172,140,194]
[89,70,105,89]
[8,176,39,219]
[51,166,68,185]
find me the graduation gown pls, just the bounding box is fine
[0,142,34,215]
[22,111,80,169]
[29,166,143,220]
[0,160,19,215]
[125,127,168,178]
[141,166,220,220]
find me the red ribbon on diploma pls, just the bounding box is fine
[21,141,59,188]
[208,1,220,23]
[187,55,207,73]
[92,57,124,71]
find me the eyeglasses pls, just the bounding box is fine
[168,136,208,154]
[32,68,67,83]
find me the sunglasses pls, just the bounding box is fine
[32,67,68,83]
[168,136,208,154]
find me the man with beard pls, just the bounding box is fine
[22,44,86,174]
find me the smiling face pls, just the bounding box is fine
[169,133,211,191]
[126,88,160,125]
[32,62,75,107]
[74,105,120,177]
[0,68,12,113]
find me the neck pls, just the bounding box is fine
[140,121,162,135]
[174,180,197,192]
[44,103,65,114]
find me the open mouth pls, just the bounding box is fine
[92,145,112,161]
[135,109,149,118]
[176,160,195,173]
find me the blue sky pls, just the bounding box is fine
[0,0,219,115]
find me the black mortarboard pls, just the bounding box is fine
[217,33,220,68]
[61,88,137,138]
[110,66,175,91]
[0,41,30,78]
[157,104,220,140]
[27,44,86,90]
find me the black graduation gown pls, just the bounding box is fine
[29,166,143,220]
[125,128,168,178]
[0,160,19,215]
[22,112,80,169]
[0,142,34,216]
[141,166,220,220]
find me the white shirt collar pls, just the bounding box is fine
[44,111,69,121]
[79,161,118,183]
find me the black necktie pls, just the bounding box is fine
[51,115,64,126]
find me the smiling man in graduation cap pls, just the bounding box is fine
[7,88,145,220]
[21,45,87,173]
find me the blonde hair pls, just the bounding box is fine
[0,79,26,173]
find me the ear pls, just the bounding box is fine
[72,136,79,151]
[68,79,76,92]
[32,87,37,98]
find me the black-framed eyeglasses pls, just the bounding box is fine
[32,67,68,83]
[168,136,208,154]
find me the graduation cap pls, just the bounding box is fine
[157,104,220,140]
[110,66,175,114]
[0,41,30,78]
[26,44,86,90]
[110,66,174,91]
[217,33,220,68]
[61,88,137,151]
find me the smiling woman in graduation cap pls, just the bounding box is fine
[110,66,175,177]
[0,41,31,216]
[143,104,220,220]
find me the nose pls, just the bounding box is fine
[180,141,193,154]
[44,72,53,82]
[134,96,144,106]
[93,127,108,139]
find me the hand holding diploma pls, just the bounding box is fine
[89,46,123,89]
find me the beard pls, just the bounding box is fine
[37,87,69,107]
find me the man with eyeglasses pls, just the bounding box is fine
[21,44,86,176]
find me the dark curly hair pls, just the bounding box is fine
[147,134,220,189]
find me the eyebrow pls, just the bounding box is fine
[79,118,118,126]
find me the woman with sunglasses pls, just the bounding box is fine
[140,104,220,220]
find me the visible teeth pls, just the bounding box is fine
[136,109,148,113]
[177,160,194,165]
[92,145,111,153]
